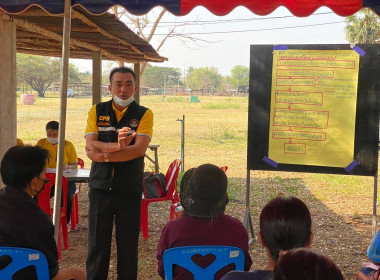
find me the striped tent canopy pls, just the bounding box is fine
[1,0,379,17]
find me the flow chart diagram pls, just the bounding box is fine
[268,49,360,168]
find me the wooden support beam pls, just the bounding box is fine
[71,10,145,57]
[92,51,102,105]
[0,11,140,63]
[18,8,147,59]
[0,18,17,187]
[134,63,140,104]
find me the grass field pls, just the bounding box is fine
[17,93,379,279]
[16,93,376,206]
[17,94,249,178]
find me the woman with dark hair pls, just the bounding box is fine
[156,163,252,279]
[273,248,344,280]
[222,196,313,280]
[0,145,86,280]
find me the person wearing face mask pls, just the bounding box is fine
[36,120,78,224]
[85,67,153,280]
[0,145,86,280]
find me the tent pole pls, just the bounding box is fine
[52,0,72,243]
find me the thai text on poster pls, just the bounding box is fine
[268,49,360,167]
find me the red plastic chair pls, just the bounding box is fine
[70,158,84,231]
[37,173,69,261]
[77,158,84,169]
[140,159,182,240]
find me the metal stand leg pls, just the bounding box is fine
[244,169,255,243]
[177,115,185,173]
[373,172,378,237]
[154,148,159,174]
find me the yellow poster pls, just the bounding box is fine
[268,49,360,167]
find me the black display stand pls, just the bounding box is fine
[246,44,380,238]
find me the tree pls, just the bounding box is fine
[17,54,60,97]
[345,8,380,44]
[77,71,93,84]
[227,65,249,89]
[186,66,222,94]
[141,65,181,88]
[68,64,82,84]
[17,54,82,97]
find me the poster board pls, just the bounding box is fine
[247,44,379,176]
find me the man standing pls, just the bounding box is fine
[85,67,153,280]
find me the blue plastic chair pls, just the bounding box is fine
[162,245,244,280]
[0,247,49,279]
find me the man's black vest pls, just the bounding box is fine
[89,100,148,193]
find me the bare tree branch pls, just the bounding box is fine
[156,28,175,51]
[146,8,168,43]
[110,7,217,77]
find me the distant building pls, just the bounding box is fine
[139,86,150,95]
[237,85,248,94]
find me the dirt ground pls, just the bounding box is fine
[60,174,376,280]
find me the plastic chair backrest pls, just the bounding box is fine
[0,247,49,279]
[77,158,84,169]
[163,245,244,280]
[38,173,68,216]
[163,159,182,194]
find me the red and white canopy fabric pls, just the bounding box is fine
[1,0,379,17]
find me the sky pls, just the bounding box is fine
[71,6,349,77]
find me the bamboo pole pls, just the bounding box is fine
[52,0,71,242]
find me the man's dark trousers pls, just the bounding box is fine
[86,188,141,280]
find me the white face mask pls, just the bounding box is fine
[113,95,134,108]
[47,137,58,145]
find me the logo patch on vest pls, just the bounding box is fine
[130,119,139,128]
[99,116,110,121]
[97,115,111,127]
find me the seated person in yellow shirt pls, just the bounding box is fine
[37,121,78,224]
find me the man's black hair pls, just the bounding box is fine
[109,67,136,84]
[46,121,59,131]
[1,145,49,190]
